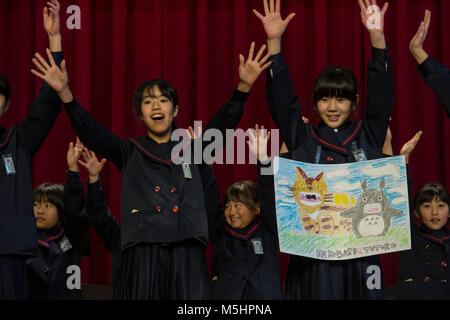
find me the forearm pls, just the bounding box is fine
[418,57,450,118]
[49,34,62,52]
[267,38,281,56]
[411,48,429,66]
[203,88,248,151]
[364,47,394,149]
[87,180,121,252]
[266,53,304,151]
[369,31,386,50]
[63,98,125,168]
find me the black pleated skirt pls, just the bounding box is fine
[284,254,387,300]
[113,241,211,300]
[0,255,28,300]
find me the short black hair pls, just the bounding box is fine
[0,73,11,102]
[313,66,358,108]
[414,183,450,213]
[224,180,259,213]
[33,183,65,228]
[132,79,179,118]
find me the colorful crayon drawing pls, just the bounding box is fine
[273,156,411,261]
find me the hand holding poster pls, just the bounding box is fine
[273,156,411,260]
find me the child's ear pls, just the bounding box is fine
[413,209,422,220]
[255,203,261,215]
[4,99,10,114]
[173,105,179,118]
[352,95,360,110]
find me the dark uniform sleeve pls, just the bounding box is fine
[86,179,121,253]
[63,99,130,170]
[257,161,278,237]
[64,170,90,256]
[198,164,225,240]
[17,51,64,156]
[201,88,249,157]
[362,47,395,150]
[204,89,248,134]
[418,56,450,118]
[265,53,308,152]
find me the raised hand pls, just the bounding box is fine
[67,137,85,172]
[78,148,107,183]
[43,0,61,37]
[410,10,431,65]
[358,0,389,49]
[237,42,272,93]
[253,0,296,54]
[248,124,271,164]
[31,48,73,102]
[400,131,423,164]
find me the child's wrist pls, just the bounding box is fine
[59,87,73,103]
[68,166,79,172]
[369,31,386,49]
[237,81,251,93]
[89,175,99,184]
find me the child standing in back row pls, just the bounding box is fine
[254,0,394,299]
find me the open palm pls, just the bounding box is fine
[253,0,295,40]
[31,48,68,93]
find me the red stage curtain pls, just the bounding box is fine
[0,0,449,289]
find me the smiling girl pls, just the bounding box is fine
[397,184,450,299]
[31,39,271,299]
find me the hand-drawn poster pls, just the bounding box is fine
[273,156,411,261]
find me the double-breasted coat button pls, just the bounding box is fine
[156,206,162,212]
[154,186,161,192]
[442,261,448,267]
[170,187,177,193]
[44,267,50,274]
[424,276,430,282]
[172,206,179,213]
[441,279,447,284]
[327,156,334,162]
[424,244,430,250]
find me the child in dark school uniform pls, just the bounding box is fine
[0,0,64,300]
[396,184,450,300]
[204,125,281,300]
[31,39,271,299]
[254,0,394,299]
[27,138,90,300]
[77,144,121,299]
[410,10,450,118]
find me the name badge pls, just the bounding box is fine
[351,142,367,162]
[182,162,192,179]
[59,236,73,253]
[2,154,16,175]
[352,149,367,162]
[251,238,264,255]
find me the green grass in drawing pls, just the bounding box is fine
[280,225,410,255]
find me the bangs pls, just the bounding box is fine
[313,66,358,105]
[33,183,65,216]
[224,181,259,211]
[414,184,450,211]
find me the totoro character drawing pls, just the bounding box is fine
[339,179,402,238]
